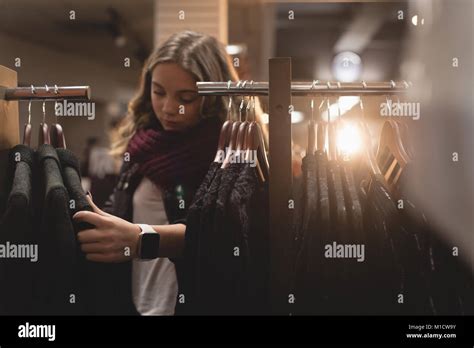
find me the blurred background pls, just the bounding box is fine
[0,0,472,269]
[0,0,411,160]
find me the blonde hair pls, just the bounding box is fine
[110,31,240,157]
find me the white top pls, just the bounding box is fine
[132,177,178,315]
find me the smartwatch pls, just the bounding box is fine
[137,224,161,260]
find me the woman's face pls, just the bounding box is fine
[150,62,202,131]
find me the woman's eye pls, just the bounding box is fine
[153,90,165,96]
[180,93,198,104]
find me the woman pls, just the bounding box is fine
[73,31,240,315]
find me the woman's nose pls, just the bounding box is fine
[162,97,179,116]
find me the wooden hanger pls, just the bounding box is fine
[242,91,269,182]
[214,120,232,163]
[358,97,382,177]
[38,100,50,146]
[22,100,32,146]
[396,120,413,160]
[50,90,66,148]
[50,123,66,148]
[376,120,410,191]
[235,91,250,154]
[245,122,268,182]
[221,120,241,169]
[307,81,319,156]
[214,81,235,163]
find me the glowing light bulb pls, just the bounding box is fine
[337,123,362,157]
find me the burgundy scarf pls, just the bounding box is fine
[126,117,222,188]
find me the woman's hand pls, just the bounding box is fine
[73,194,141,263]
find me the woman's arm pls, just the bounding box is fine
[73,194,186,263]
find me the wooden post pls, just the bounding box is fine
[0,65,20,209]
[268,58,292,314]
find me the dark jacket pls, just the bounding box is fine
[0,144,36,315]
[57,148,138,315]
[102,160,203,315]
[35,144,77,315]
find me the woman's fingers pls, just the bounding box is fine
[77,229,107,243]
[85,252,126,263]
[80,242,106,253]
[85,194,112,217]
[73,210,108,227]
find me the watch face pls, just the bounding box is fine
[140,232,160,259]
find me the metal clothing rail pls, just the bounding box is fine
[1,85,91,101]
[197,80,411,96]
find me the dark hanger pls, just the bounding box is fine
[376,120,410,193]
[243,92,269,182]
[22,100,32,146]
[235,88,250,154]
[38,100,50,146]
[307,81,320,156]
[396,120,413,160]
[50,123,66,148]
[221,119,241,169]
[214,82,235,163]
[358,97,382,177]
[50,89,67,148]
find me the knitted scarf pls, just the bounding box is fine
[126,117,222,188]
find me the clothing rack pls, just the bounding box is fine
[197,80,411,96]
[0,63,91,209]
[196,57,411,315]
[0,85,91,101]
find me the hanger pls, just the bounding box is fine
[396,120,413,160]
[235,80,250,154]
[50,85,66,148]
[391,93,414,160]
[357,92,382,177]
[243,86,269,182]
[375,92,410,192]
[214,80,234,163]
[376,120,410,194]
[307,80,318,156]
[221,81,242,169]
[22,91,33,146]
[38,85,50,147]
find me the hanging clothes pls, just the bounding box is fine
[34,144,78,315]
[0,144,36,315]
[57,147,138,315]
[183,162,269,315]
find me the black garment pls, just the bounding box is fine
[363,173,434,315]
[326,159,351,314]
[187,165,223,314]
[184,162,269,315]
[397,168,470,315]
[293,153,320,315]
[102,160,202,315]
[35,144,77,315]
[57,148,137,315]
[339,160,367,314]
[227,164,269,315]
[0,144,36,315]
[211,163,244,313]
[180,162,220,314]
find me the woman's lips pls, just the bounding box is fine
[162,120,182,130]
